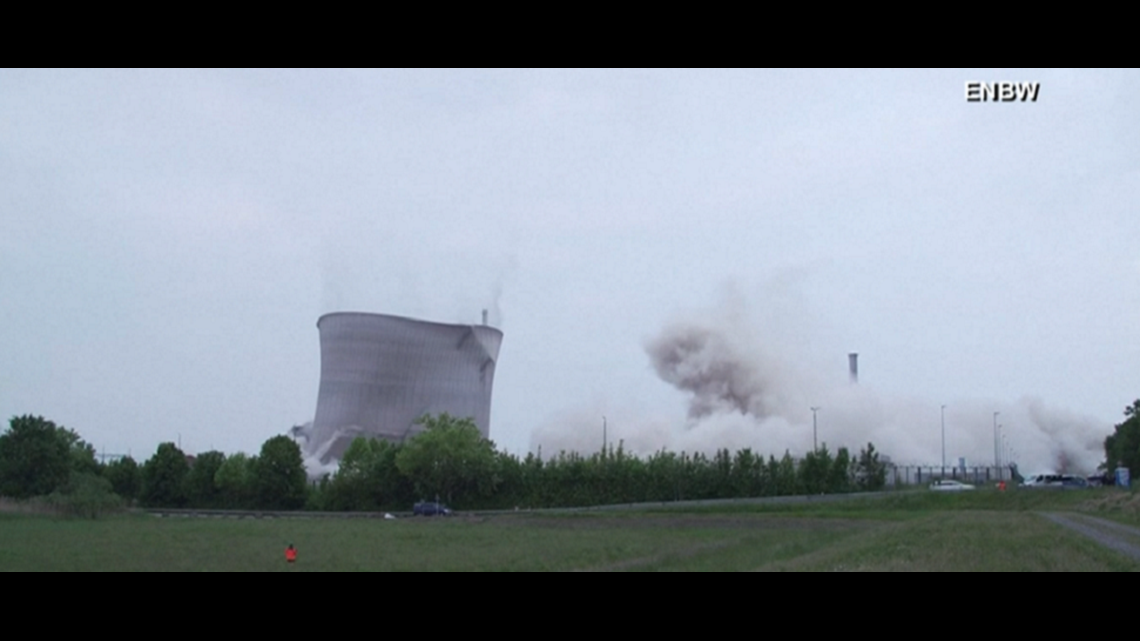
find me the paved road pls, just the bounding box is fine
[1041,512,1140,562]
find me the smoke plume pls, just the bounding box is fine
[648,324,772,419]
[532,289,1112,474]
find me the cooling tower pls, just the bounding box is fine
[306,312,503,464]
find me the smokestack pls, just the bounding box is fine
[848,353,859,384]
[482,309,488,326]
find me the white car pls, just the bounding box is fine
[930,479,976,492]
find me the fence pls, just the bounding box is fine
[887,465,1014,486]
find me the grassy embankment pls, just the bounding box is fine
[1,487,1137,571]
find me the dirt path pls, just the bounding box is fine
[1041,512,1140,562]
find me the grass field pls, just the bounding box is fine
[2,488,1139,571]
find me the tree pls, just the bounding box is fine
[214,452,257,509]
[103,456,141,502]
[829,447,853,494]
[140,443,190,507]
[799,445,834,495]
[254,435,307,510]
[771,452,800,496]
[855,443,887,491]
[184,451,226,508]
[395,413,498,506]
[1104,400,1140,477]
[1126,400,1140,418]
[326,437,413,511]
[0,415,72,499]
[61,428,100,477]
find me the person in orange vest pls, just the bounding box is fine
[285,544,297,564]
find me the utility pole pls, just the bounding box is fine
[999,425,1005,469]
[810,407,821,451]
[602,416,607,454]
[1002,432,1010,473]
[941,405,947,470]
[992,412,1000,469]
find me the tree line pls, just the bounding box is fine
[1103,400,1140,480]
[313,414,887,511]
[10,398,1139,517]
[0,413,890,516]
[0,415,308,515]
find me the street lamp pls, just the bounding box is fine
[993,412,1000,469]
[998,424,1004,478]
[810,407,821,452]
[1002,432,1011,473]
[941,405,947,470]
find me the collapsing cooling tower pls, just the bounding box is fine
[306,312,503,464]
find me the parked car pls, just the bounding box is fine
[1021,474,1053,487]
[413,501,452,516]
[1021,474,1090,489]
[1086,473,1113,487]
[930,479,976,492]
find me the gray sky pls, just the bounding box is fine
[2,69,1136,472]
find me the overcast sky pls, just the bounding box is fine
[2,69,1136,472]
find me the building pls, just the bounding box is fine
[304,312,503,465]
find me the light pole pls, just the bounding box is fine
[810,407,821,452]
[602,416,607,454]
[941,405,947,470]
[1002,432,1011,474]
[993,412,1000,469]
[998,424,1004,479]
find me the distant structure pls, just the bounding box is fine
[848,353,859,384]
[303,312,503,465]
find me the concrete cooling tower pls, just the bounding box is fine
[305,312,503,465]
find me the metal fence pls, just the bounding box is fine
[887,465,1013,486]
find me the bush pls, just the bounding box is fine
[45,472,123,519]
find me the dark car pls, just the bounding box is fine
[1021,474,1090,489]
[1087,473,1113,487]
[413,501,452,516]
[1061,475,1089,488]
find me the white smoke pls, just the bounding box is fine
[295,421,362,480]
[531,289,1112,474]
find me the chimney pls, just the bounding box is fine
[482,309,488,326]
[848,353,859,384]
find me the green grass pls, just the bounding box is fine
[754,512,1137,572]
[1072,489,1140,527]
[1,488,1137,571]
[645,487,1100,519]
[0,512,851,572]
